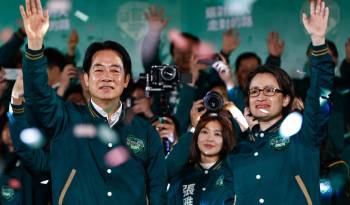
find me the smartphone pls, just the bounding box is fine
[4,68,21,80]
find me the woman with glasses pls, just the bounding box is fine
[167,111,236,205]
[227,0,334,203]
[167,0,334,204]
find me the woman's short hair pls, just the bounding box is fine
[189,111,236,163]
[244,65,295,117]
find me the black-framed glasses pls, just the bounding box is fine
[248,87,283,97]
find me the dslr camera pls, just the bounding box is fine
[203,91,224,112]
[140,65,191,96]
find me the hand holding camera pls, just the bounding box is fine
[132,97,154,119]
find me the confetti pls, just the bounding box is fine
[105,147,130,167]
[20,128,45,149]
[74,10,89,22]
[279,112,303,138]
[74,124,96,138]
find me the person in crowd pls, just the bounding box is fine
[167,111,236,205]
[167,1,334,204]
[216,31,284,111]
[0,115,51,205]
[17,1,167,205]
[141,6,242,135]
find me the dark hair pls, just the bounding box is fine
[169,32,200,56]
[189,111,236,163]
[0,114,8,133]
[244,65,295,117]
[44,48,66,71]
[63,84,83,100]
[235,52,262,73]
[82,41,132,78]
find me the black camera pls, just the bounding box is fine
[203,91,224,112]
[140,65,191,96]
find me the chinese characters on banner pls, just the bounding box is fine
[205,5,254,32]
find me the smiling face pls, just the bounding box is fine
[83,49,130,105]
[248,73,290,122]
[197,120,223,163]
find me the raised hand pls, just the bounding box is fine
[68,29,79,56]
[221,28,240,55]
[19,0,49,50]
[267,31,284,57]
[302,0,329,46]
[144,5,168,33]
[224,102,249,132]
[11,70,24,103]
[153,117,177,143]
[132,97,154,119]
[190,100,206,128]
[212,61,235,89]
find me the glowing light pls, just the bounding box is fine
[320,179,332,196]
[279,112,303,138]
[74,10,89,22]
[73,124,96,138]
[319,88,331,107]
[20,128,45,149]
[104,147,130,167]
[96,125,119,144]
[224,0,257,16]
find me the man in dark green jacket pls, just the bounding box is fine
[16,0,167,205]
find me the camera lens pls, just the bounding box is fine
[160,66,176,81]
[203,91,224,112]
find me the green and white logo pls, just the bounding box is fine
[215,175,224,187]
[1,185,14,201]
[126,135,145,154]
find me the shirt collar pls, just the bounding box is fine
[90,99,123,127]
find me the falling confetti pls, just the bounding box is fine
[20,128,45,149]
[105,147,130,167]
[8,179,21,189]
[259,109,268,114]
[73,124,96,138]
[96,125,119,144]
[74,10,89,22]
[279,112,303,138]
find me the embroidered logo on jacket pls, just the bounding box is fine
[269,134,290,150]
[126,135,145,154]
[1,185,14,201]
[216,175,224,187]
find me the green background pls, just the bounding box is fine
[0,0,349,77]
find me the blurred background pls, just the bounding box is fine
[0,0,349,77]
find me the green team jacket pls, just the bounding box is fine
[167,44,334,205]
[22,46,167,205]
[167,160,235,205]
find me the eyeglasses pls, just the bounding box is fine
[248,87,283,97]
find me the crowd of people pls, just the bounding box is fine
[0,0,349,204]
